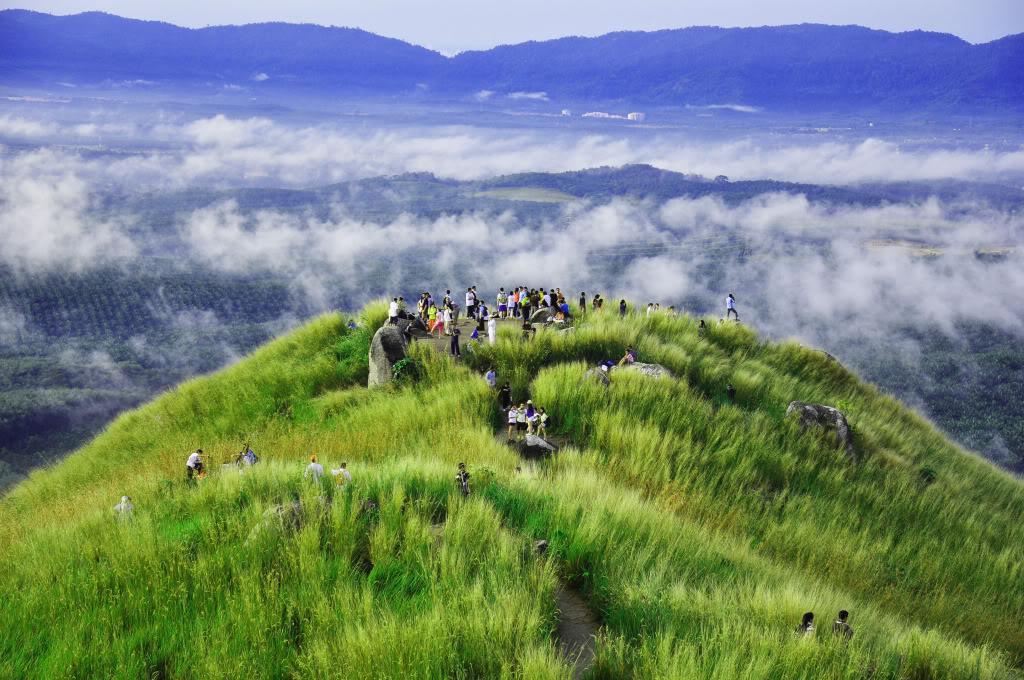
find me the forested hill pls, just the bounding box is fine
[2,10,1023,112]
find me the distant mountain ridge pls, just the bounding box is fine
[1,9,1022,111]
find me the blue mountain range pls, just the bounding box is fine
[2,9,1021,112]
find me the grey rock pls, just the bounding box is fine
[368,325,408,387]
[518,434,558,458]
[583,367,611,388]
[623,362,674,379]
[786,401,856,458]
[530,308,554,324]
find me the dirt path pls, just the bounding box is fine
[556,584,601,678]
[411,313,523,357]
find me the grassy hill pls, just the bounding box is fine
[1,303,1021,678]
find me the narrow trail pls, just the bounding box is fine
[416,308,602,677]
[555,585,600,679]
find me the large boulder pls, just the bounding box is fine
[623,362,674,379]
[396,315,429,338]
[368,325,408,387]
[518,434,558,459]
[530,308,555,324]
[786,401,856,458]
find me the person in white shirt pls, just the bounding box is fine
[442,306,453,335]
[305,454,324,481]
[465,288,476,319]
[113,495,134,520]
[185,449,203,482]
[507,405,518,441]
[487,316,497,345]
[388,298,399,325]
[726,293,739,320]
[331,462,352,485]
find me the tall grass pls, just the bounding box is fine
[0,305,1021,678]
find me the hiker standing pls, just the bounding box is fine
[487,316,497,345]
[726,293,739,320]
[795,612,815,637]
[507,404,519,441]
[497,288,508,318]
[305,455,324,481]
[455,463,471,497]
[388,298,399,325]
[185,449,204,482]
[619,299,627,317]
[332,462,352,486]
[450,328,461,357]
[499,382,512,410]
[832,611,854,640]
[113,495,134,520]
[579,292,587,316]
[466,287,476,320]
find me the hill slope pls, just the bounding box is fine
[2,10,1022,111]
[0,303,1022,678]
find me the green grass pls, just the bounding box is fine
[1,305,1021,679]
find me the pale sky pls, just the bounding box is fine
[6,0,1023,53]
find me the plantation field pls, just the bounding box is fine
[0,303,1021,678]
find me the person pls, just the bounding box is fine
[485,368,497,388]
[487,315,497,345]
[726,293,739,320]
[832,611,854,640]
[442,305,453,336]
[507,403,519,441]
[237,444,258,466]
[497,288,508,318]
[331,462,352,486]
[443,289,453,308]
[432,305,445,337]
[537,408,549,436]
[427,302,439,332]
[698,319,707,337]
[455,462,471,497]
[795,612,815,637]
[498,382,512,410]
[516,402,528,439]
[397,296,407,316]
[618,346,637,366]
[450,327,461,357]
[619,299,627,317]
[185,449,204,482]
[726,383,736,402]
[470,327,479,341]
[525,400,538,433]
[388,297,399,325]
[113,495,134,520]
[579,291,587,316]
[305,454,324,482]
[466,287,477,320]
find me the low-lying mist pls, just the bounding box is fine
[1,108,1022,473]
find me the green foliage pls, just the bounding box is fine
[0,304,1021,678]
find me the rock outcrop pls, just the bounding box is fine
[368,325,408,387]
[623,362,674,379]
[530,308,554,324]
[519,434,558,458]
[786,401,856,458]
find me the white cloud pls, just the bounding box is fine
[507,91,549,101]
